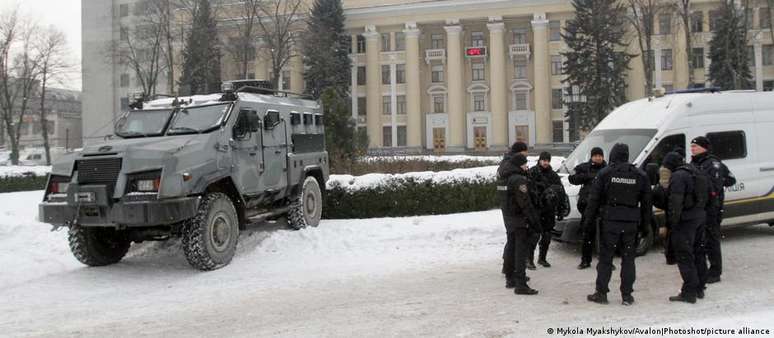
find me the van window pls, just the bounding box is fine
[707,131,747,160]
[642,134,686,168]
[560,129,657,173]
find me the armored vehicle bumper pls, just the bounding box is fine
[552,217,583,243]
[39,196,199,227]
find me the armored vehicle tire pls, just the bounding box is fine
[635,225,654,257]
[68,227,131,267]
[288,176,322,230]
[182,193,239,271]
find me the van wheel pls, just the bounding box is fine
[288,176,322,230]
[68,227,131,266]
[182,193,239,271]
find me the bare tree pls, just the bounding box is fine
[36,27,71,164]
[627,0,663,96]
[225,0,261,79]
[255,0,306,89]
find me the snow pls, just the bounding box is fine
[1,190,773,337]
[0,166,51,177]
[361,155,503,163]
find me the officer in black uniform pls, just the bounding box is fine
[569,147,607,269]
[501,142,530,275]
[527,151,566,268]
[690,136,736,284]
[584,143,652,306]
[653,152,709,304]
[497,153,540,295]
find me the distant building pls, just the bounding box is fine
[1,88,82,150]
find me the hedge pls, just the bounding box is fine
[323,176,498,219]
[0,174,47,193]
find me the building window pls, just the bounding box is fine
[396,64,405,84]
[433,95,444,113]
[764,80,774,91]
[512,28,528,44]
[551,55,562,75]
[431,65,444,83]
[473,94,486,112]
[659,14,672,35]
[357,35,366,53]
[357,66,366,85]
[764,45,774,66]
[661,49,673,71]
[551,89,563,110]
[120,27,128,41]
[552,120,564,143]
[119,3,129,17]
[549,20,561,41]
[382,96,391,115]
[431,34,444,49]
[381,33,391,51]
[691,11,704,32]
[513,91,528,111]
[746,8,753,30]
[281,70,291,90]
[120,97,129,111]
[471,31,485,47]
[357,97,366,116]
[396,95,406,115]
[395,32,405,51]
[120,73,130,88]
[692,48,705,68]
[762,8,771,29]
[382,126,392,147]
[514,57,528,79]
[397,126,407,147]
[382,65,390,84]
[709,10,721,31]
[707,131,747,160]
[472,61,485,81]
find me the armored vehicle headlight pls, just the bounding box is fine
[126,170,163,194]
[47,175,71,195]
[136,178,161,192]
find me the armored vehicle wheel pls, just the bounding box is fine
[68,227,131,267]
[182,193,239,271]
[288,176,322,230]
[635,226,654,257]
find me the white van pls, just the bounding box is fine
[555,90,774,254]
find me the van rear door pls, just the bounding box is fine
[752,95,774,221]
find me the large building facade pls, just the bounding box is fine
[82,0,774,153]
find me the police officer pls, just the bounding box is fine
[497,153,540,295]
[501,142,530,275]
[527,151,566,268]
[584,143,652,306]
[653,152,709,304]
[569,147,607,269]
[690,136,736,284]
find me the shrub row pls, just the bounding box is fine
[0,175,47,193]
[323,176,498,219]
[334,159,498,175]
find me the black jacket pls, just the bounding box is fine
[569,160,607,210]
[528,164,565,215]
[667,164,707,226]
[497,156,540,232]
[584,144,652,232]
[691,152,736,210]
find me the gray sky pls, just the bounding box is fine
[0,0,82,91]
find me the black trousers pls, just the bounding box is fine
[528,212,555,262]
[503,228,530,286]
[704,209,723,279]
[579,204,598,264]
[671,217,708,297]
[595,223,638,295]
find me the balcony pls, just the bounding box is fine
[509,44,531,60]
[425,49,446,64]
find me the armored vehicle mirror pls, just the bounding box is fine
[264,110,281,130]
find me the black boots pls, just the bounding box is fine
[577,262,591,270]
[706,275,721,284]
[514,286,539,295]
[587,292,608,304]
[622,294,635,306]
[537,259,551,268]
[669,293,697,304]
[526,260,537,270]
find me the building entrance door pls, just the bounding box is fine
[474,126,487,151]
[433,128,446,153]
[515,125,529,144]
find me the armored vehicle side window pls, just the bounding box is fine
[707,131,747,160]
[303,113,313,125]
[233,109,258,139]
[314,114,323,126]
[264,110,281,129]
[642,133,686,167]
[168,103,231,134]
[290,112,301,125]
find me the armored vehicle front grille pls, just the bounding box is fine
[76,158,123,197]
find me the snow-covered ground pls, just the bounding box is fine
[361,155,503,163]
[1,190,773,337]
[0,166,51,177]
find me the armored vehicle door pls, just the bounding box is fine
[261,109,289,196]
[231,109,262,195]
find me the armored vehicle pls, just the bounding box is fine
[39,81,329,270]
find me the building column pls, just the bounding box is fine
[390,58,398,147]
[350,55,358,121]
[290,52,304,94]
[445,21,465,151]
[364,25,381,148]
[654,47,663,88]
[255,56,268,81]
[674,25,690,89]
[755,39,764,91]
[531,13,552,145]
[404,22,422,149]
[627,42,646,99]
[487,19,507,150]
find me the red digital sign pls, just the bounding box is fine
[465,47,487,57]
